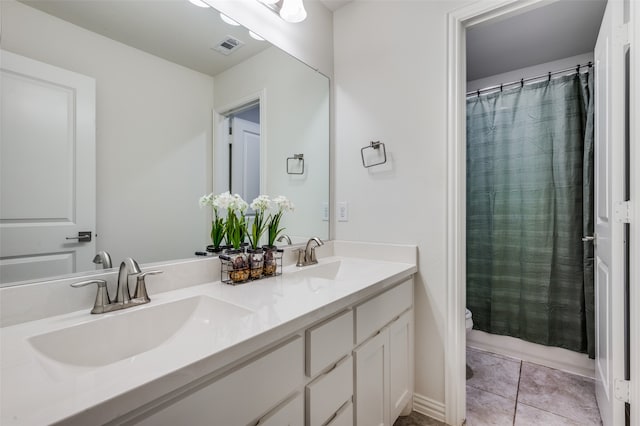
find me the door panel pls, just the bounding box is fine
[389,310,413,423]
[231,117,260,203]
[593,2,626,425]
[0,50,96,284]
[354,330,388,426]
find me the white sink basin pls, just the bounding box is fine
[291,260,342,280]
[28,296,253,367]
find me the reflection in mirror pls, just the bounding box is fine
[0,0,329,287]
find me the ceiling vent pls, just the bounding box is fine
[212,36,244,55]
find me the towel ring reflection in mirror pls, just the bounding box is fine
[286,153,304,175]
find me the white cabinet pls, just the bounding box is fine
[389,310,413,421]
[327,401,353,426]
[126,279,413,426]
[354,329,389,426]
[355,279,412,345]
[136,336,304,426]
[306,309,353,377]
[257,393,304,426]
[305,310,354,426]
[306,355,353,426]
[353,279,414,426]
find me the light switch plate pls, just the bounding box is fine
[337,202,348,222]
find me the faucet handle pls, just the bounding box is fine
[294,248,306,267]
[133,270,162,302]
[71,279,110,314]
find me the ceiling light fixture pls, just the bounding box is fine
[279,0,307,23]
[257,0,307,24]
[187,0,210,8]
[220,13,241,26]
[249,31,265,41]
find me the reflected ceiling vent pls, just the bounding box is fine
[212,35,244,55]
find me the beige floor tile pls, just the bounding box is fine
[466,385,516,426]
[466,348,521,400]
[517,362,601,425]
[515,403,585,425]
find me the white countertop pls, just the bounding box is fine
[0,255,416,425]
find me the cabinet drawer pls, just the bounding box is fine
[327,401,353,426]
[257,392,303,426]
[355,279,412,344]
[306,309,353,377]
[137,336,303,426]
[306,355,353,426]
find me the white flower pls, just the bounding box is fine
[272,195,295,213]
[214,191,234,210]
[250,195,271,212]
[230,193,248,214]
[198,193,213,208]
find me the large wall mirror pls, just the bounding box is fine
[0,0,330,287]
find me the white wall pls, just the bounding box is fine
[2,0,214,266]
[206,0,333,78]
[333,0,471,414]
[334,1,602,417]
[467,52,595,92]
[213,47,330,240]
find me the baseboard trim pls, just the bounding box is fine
[467,330,595,379]
[413,393,446,423]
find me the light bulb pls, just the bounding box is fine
[188,0,210,8]
[279,0,307,23]
[220,13,240,26]
[249,31,265,41]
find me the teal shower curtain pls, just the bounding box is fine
[466,72,595,357]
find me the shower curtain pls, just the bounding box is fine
[466,72,595,357]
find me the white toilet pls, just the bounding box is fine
[465,308,473,334]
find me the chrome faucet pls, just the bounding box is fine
[71,257,162,314]
[296,237,324,267]
[115,258,142,304]
[277,234,292,245]
[92,251,112,269]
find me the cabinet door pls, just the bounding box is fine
[389,310,413,423]
[354,330,389,426]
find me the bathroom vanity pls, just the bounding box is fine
[0,241,416,425]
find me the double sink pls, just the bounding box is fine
[27,260,344,369]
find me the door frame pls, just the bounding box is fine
[444,0,639,424]
[629,0,640,422]
[213,89,266,196]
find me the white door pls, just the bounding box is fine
[0,50,96,285]
[231,117,260,203]
[593,1,627,424]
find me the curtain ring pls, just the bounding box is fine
[477,89,480,98]
[500,84,503,92]
[548,72,551,82]
[520,78,524,88]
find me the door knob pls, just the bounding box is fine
[65,231,92,242]
[582,235,595,242]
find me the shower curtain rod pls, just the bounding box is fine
[466,61,593,97]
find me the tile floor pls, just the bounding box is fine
[393,348,602,426]
[465,347,602,425]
